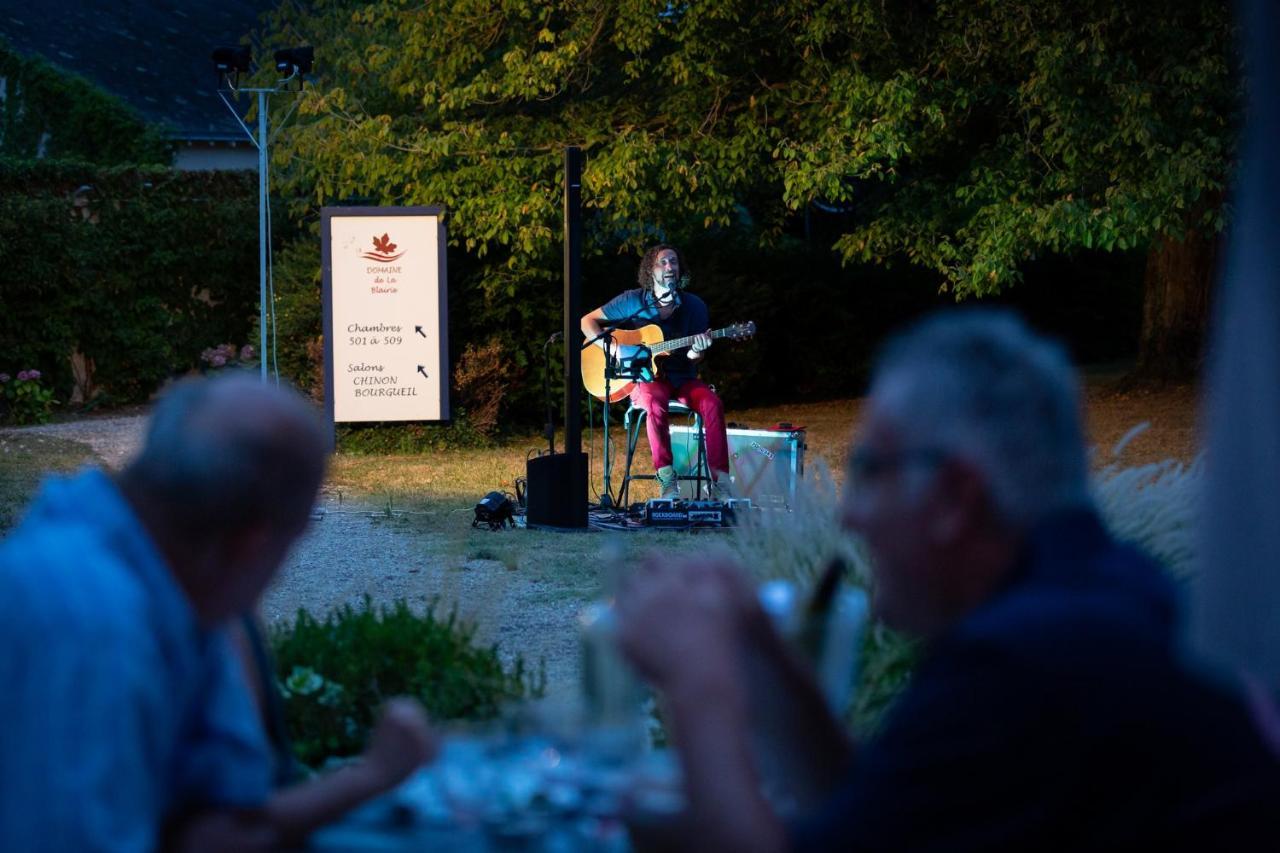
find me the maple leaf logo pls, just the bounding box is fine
[359,232,406,262]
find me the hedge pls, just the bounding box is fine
[0,161,258,404]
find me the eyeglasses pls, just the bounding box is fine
[846,447,947,483]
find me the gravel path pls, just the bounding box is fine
[10,415,582,698]
[15,415,149,470]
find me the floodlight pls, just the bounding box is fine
[274,46,314,76]
[205,41,314,381]
[211,46,252,76]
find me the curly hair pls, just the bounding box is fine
[636,244,691,292]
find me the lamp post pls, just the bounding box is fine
[211,46,313,382]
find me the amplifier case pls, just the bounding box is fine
[669,426,805,509]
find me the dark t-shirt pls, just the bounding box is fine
[601,288,709,388]
[792,510,1280,852]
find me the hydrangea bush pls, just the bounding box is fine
[0,369,56,425]
[200,343,257,372]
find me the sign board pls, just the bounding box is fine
[321,206,449,423]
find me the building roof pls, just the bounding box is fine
[0,0,280,142]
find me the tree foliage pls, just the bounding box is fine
[264,0,1236,279]
[257,0,1238,407]
[261,0,793,362]
[0,40,171,166]
[778,0,1238,296]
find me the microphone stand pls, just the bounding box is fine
[542,332,562,455]
[582,325,622,508]
[582,300,653,509]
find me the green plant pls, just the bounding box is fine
[0,370,57,425]
[270,597,545,767]
[850,625,918,737]
[255,236,324,396]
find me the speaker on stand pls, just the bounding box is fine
[525,452,588,529]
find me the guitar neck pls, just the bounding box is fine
[650,326,736,355]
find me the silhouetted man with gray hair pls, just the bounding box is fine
[617,309,1280,851]
[0,375,433,852]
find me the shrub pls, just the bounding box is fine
[0,369,56,425]
[303,337,326,405]
[199,343,258,373]
[270,597,545,767]
[453,337,522,437]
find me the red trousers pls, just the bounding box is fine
[630,377,729,477]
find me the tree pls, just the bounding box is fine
[262,0,1239,385]
[773,0,1238,379]
[773,0,1233,379]
[261,0,790,312]
[0,39,171,166]
[258,0,803,413]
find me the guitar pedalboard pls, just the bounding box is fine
[642,498,753,528]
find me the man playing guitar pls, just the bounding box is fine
[580,244,732,500]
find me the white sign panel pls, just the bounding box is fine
[322,207,449,423]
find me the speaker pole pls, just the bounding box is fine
[564,146,583,460]
[540,145,587,528]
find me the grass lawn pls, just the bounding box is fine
[310,383,1196,610]
[0,383,1197,539]
[0,434,98,531]
[329,382,1198,508]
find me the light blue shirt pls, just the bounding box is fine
[0,468,272,852]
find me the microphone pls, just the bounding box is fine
[659,272,689,291]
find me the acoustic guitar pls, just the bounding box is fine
[581,321,756,402]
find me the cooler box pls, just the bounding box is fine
[670,425,806,508]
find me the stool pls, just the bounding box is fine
[620,400,709,505]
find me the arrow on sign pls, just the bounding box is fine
[415,326,426,338]
[417,365,429,379]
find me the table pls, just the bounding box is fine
[309,736,683,852]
